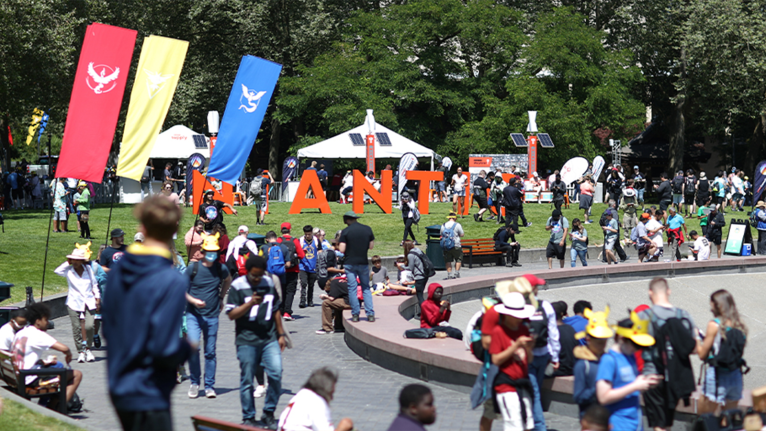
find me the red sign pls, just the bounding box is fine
[469,157,492,168]
[366,134,375,174]
[57,23,137,183]
[527,135,538,177]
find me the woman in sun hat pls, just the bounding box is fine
[54,245,100,363]
[573,306,614,417]
[596,311,659,430]
[489,291,536,431]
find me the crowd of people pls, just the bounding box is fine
[465,274,748,431]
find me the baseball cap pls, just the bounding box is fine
[552,209,562,218]
[110,228,125,238]
[134,232,145,242]
[521,274,546,288]
[447,212,457,219]
[238,225,249,234]
[281,222,292,231]
[633,165,639,169]
[204,189,214,195]
[343,211,361,219]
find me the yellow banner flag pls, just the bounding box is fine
[26,108,44,145]
[117,35,188,180]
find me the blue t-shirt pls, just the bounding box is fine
[605,219,618,240]
[596,349,642,430]
[667,214,685,230]
[8,172,18,189]
[563,315,588,345]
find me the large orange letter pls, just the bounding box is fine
[289,169,331,214]
[353,170,392,214]
[405,170,445,215]
[192,170,234,214]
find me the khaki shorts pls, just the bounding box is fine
[443,246,463,263]
[482,397,502,420]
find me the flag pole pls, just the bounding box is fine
[40,178,57,302]
[104,176,118,247]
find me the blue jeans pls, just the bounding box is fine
[345,264,373,317]
[570,248,587,267]
[637,188,645,203]
[186,312,219,390]
[237,341,282,421]
[529,353,550,431]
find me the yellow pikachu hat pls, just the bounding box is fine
[614,310,655,347]
[575,306,614,340]
[75,241,93,261]
[201,232,221,251]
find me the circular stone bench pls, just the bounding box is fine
[342,257,766,428]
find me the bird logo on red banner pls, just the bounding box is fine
[86,63,120,94]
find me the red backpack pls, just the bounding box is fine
[236,253,249,276]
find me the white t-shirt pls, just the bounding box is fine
[342,175,353,189]
[12,326,57,384]
[645,218,664,248]
[277,388,334,431]
[399,269,414,284]
[694,237,711,261]
[0,321,17,351]
[452,174,467,191]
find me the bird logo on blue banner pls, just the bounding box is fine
[207,56,282,185]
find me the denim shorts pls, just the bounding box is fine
[704,367,743,404]
[435,181,446,192]
[673,194,684,204]
[455,188,466,197]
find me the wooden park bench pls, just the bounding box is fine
[0,349,68,414]
[461,238,505,269]
[192,415,269,431]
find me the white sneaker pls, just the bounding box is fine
[77,352,86,363]
[254,384,267,398]
[188,384,199,398]
[205,388,217,398]
[85,349,95,362]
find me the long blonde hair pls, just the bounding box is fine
[711,289,747,339]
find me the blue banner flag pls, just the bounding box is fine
[754,160,766,204]
[207,56,282,184]
[37,112,49,144]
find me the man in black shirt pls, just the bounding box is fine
[99,228,127,272]
[502,177,524,229]
[226,255,286,429]
[338,211,375,322]
[654,172,672,223]
[550,174,567,212]
[199,189,237,231]
[317,276,351,334]
[551,301,576,376]
[494,225,521,267]
[472,170,491,222]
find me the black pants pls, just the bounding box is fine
[299,271,317,305]
[602,231,627,262]
[519,206,528,226]
[403,217,417,242]
[553,199,563,212]
[404,326,463,340]
[494,199,503,221]
[495,243,520,263]
[117,409,172,431]
[759,230,766,255]
[414,278,428,306]
[80,211,91,238]
[504,207,520,229]
[281,272,299,315]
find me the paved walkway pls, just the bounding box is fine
[45,262,580,431]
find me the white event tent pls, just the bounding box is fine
[297,119,435,169]
[149,125,210,159]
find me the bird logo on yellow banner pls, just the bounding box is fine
[144,69,173,99]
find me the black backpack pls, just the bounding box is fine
[709,325,748,373]
[470,314,486,362]
[493,227,505,241]
[672,176,684,194]
[281,237,300,268]
[599,209,612,227]
[411,248,436,278]
[685,176,696,193]
[527,302,549,348]
[698,179,709,193]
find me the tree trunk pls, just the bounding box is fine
[746,112,766,174]
[0,115,10,172]
[669,48,686,175]
[269,117,281,178]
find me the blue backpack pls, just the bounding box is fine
[440,222,456,250]
[267,244,286,275]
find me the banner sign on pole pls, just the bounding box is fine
[207,56,282,185]
[57,23,137,183]
[283,156,298,188]
[366,134,375,174]
[527,135,538,177]
[398,152,418,196]
[592,156,605,181]
[560,157,589,185]
[753,160,766,204]
[117,35,189,181]
[186,153,206,199]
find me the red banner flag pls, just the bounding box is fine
[57,23,137,183]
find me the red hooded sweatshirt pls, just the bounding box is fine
[420,286,451,329]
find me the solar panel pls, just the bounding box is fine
[537,133,554,148]
[376,132,392,146]
[510,133,528,147]
[349,133,365,146]
[192,135,208,149]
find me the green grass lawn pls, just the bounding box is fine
[0,200,717,304]
[0,397,84,431]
